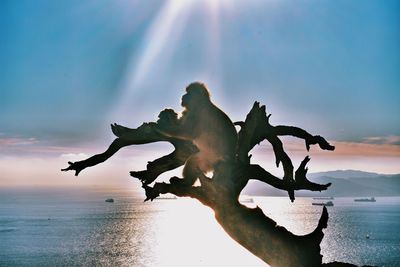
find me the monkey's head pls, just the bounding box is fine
[181,82,211,109]
[157,108,179,128]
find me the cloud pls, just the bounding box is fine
[0,154,143,188]
[362,135,400,145]
[59,153,89,160]
[252,137,400,174]
[256,136,400,158]
[0,137,38,146]
[0,134,94,157]
[333,141,400,158]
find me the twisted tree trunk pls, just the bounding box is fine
[62,102,366,267]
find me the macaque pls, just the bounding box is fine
[158,82,238,186]
[62,82,238,188]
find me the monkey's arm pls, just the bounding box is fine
[155,125,194,141]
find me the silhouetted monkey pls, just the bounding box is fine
[158,82,238,186]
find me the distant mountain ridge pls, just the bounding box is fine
[244,170,400,197]
[307,170,387,179]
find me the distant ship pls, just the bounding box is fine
[312,201,334,207]
[313,197,334,200]
[105,198,114,203]
[239,197,254,203]
[156,195,177,200]
[354,197,376,202]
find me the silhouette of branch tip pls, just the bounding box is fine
[234,121,245,128]
[61,161,83,176]
[295,156,332,191]
[140,177,211,206]
[248,162,331,193]
[142,184,161,201]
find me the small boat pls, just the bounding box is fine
[105,198,114,203]
[313,197,334,200]
[239,197,254,203]
[156,195,177,200]
[312,201,334,207]
[354,197,376,202]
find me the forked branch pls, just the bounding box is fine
[235,102,334,200]
[62,99,344,267]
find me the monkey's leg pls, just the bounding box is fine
[173,154,201,186]
[131,151,186,185]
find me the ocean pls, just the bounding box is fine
[0,188,399,267]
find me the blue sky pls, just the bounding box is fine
[0,0,399,186]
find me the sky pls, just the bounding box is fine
[0,0,399,187]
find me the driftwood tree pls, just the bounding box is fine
[62,93,366,267]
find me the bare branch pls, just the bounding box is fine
[264,134,295,201]
[142,180,210,206]
[295,156,332,191]
[61,137,140,176]
[131,142,197,184]
[273,125,335,151]
[236,102,270,161]
[62,119,197,177]
[247,163,331,192]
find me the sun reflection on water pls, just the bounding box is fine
[150,198,266,267]
[42,191,400,266]
[255,196,323,236]
[1,190,398,266]
[73,194,400,266]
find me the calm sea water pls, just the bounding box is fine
[0,188,399,267]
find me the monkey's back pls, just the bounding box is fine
[193,104,238,161]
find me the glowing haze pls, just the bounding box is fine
[0,0,399,187]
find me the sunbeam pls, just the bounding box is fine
[111,0,231,123]
[126,1,190,88]
[111,0,192,121]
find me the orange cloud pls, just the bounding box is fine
[333,141,400,158]
[362,135,400,145]
[253,137,400,174]
[257,137,400,158]
[0,137,38,146]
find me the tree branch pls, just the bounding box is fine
[273,125,335,151]
[236,102,333,201]
[62,119,197,178]
[295,156,332,191]
[247,163,331,192]
[264,134,295,201]
[61,137,139,176]
[61,98,349,267]
[142,180,211,206]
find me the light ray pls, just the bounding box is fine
[110,0,236,123]
[111,1,192,122]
